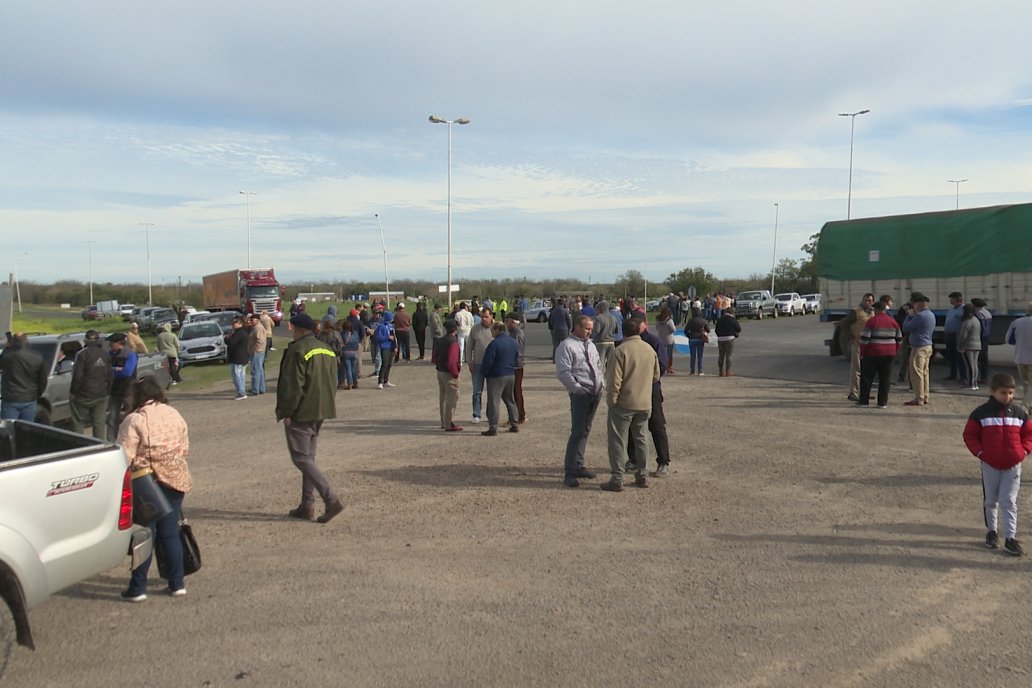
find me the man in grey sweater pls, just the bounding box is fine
[555,315,603,488]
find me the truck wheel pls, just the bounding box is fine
[537,313,547,323]
[756,310,763,320]
[1,598,15,680]
[772,308,778,319]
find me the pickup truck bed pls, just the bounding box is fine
[1,420,150,675]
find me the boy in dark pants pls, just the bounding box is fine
[963,373,1032,555]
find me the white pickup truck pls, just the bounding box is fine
[0,420,151,677]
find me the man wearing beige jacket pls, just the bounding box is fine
[602,318,660,491]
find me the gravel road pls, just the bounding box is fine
[7,318,1031,687]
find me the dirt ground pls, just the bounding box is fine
[8,344,1032,687]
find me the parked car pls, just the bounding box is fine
[801,293,822,315]
[119,304,137,320]
[773,293,805,316]
[523,300,552,323]
[180,310,212,326]
[131,306,161,330]
[645,299,661,312]
[80,305,101,321]
[734,290,779,320]
[190,311,242,331]
[177,321,227,365]
[144,307,179,334]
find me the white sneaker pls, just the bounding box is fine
[378,383,384,390]
[386,382,396,387]
[472,416,481,424]
[169,588,187,597]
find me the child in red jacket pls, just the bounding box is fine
[963,373,1032,555]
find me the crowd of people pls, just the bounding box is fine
[839,289,1022,409]
[3,286,1031,607]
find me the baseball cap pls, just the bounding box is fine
[290,313,318,330]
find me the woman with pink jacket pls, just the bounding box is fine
[118,377,193,602]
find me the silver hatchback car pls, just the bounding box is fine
[177,322,227,365]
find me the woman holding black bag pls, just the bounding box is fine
[118,376,193,602]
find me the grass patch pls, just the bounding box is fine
[10,308,290,396]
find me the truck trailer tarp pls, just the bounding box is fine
[817,203,1032,281]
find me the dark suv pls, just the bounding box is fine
[145,308,180,334]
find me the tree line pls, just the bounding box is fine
[10,239,819,307]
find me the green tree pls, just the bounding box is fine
[771,258,801,294]
[798,231,821,292]
[665,266,718,298]
[612,270,645,299]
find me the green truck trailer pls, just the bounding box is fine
[817,202,1032,353]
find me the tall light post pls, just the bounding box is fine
[770,203,779,295]
[375,213,391,309]
[239,191,258,268]
[12,252,27,314]
[85,240,96,305]
[428,114,471,309]
[140,222,155,305]
[947,179,968,210]
[838,109,870,219]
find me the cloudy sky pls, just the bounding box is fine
[2,1,1030,288]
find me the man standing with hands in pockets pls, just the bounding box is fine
[555,315,604,488]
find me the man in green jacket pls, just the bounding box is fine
[276,313,344,523]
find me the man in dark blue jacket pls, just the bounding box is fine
[106,332,137,440]
[480,322,519,436]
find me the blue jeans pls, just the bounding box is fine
[1,400,36,421]
[128,485,185,595]
[564,392,602,477]
[342,356,358,385]
[230,363,247,396]
[397,331,411,360]
[945,337,967,379]
[250,351,266,393]
[689,339,705,373]
[471,364,485,418]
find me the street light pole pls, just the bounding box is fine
[239,191,258,269]
[947,179,969,210]
[429,114,471,309]
[770,203,779,295]
[375,213,390,310]
[12,255,27,314]
[140,222,155,306]
[85,241,96,305]
[838,109,870,219]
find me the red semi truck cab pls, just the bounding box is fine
[238,269,285,324]
[203,268,285,324]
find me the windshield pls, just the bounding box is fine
[181,323,222,340]
[775,294,791,301]
[739,292,763,301]
[152,308,176,319]
[247,286,279,299]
